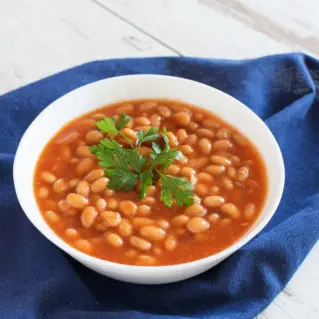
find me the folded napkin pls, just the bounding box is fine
[1,54,318,319]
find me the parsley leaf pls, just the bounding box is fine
[116,113,132,130]
[151,142,162,154]
[162,127,170,151]
[105,168,138,191]
[90,113,195,207]
[91,139,145,173]
[138,167,153,199]
[149,128,184,168]
[149,127,183,168]
[137,127,161,145]
[160,175,194,207]
[96,117,118,134]
[150,142,184,169]
[130,153,146,173]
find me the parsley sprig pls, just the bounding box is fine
[89,113,194,207]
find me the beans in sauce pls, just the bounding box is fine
[34,99,267,266]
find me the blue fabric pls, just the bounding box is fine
[1,54,319,319]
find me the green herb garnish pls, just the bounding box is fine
[90,113,194,207]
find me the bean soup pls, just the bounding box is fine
[34,99,267,266]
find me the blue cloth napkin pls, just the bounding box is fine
[1,54,319,319]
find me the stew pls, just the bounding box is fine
[34,99,267,266]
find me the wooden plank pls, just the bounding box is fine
[96,0,292,58]
[0,0,174,95]
[201,0,319,56]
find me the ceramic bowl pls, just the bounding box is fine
[14,75,285,284]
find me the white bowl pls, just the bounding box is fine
[13,75,285,284]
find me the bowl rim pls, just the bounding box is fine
[13,74,285,272]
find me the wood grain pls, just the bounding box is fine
[97,0,293,58]
[201,0,319,56]
[0,0,173,95]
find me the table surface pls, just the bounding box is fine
[1,0,318,318]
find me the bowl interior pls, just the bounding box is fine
[14,74,284,271]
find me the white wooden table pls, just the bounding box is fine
[1,0,318,318]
